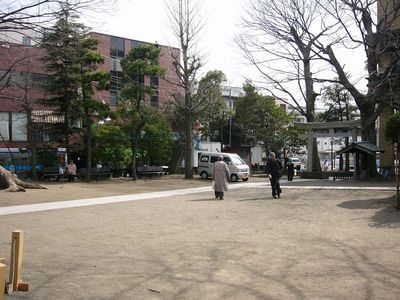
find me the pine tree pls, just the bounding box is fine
[118,44,165,180]
[41,6,110,180]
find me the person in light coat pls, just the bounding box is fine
[212,155,230,200]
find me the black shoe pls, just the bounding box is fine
[273,195,277,198]
[277,194,280,198]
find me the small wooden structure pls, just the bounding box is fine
[0,260,5,300]
[337,141,384,179]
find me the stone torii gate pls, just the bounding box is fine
[295,120,361,171]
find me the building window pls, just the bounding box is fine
[110,90,118,106]
[0,112,27,141]
[0,112,10,140]
[131,40,145,48]
[150,76,159,107]
[22,36,31,46]
[31,73,49,88]
[110,36,125,58]
[12,113,27,141]
[132,75,144,85]
[110,71,122,106]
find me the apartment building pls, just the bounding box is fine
[0,31,180,167]
[90,32,180,109]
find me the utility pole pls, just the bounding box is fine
[229,87,232,147]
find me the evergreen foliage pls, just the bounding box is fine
[317,83,358,122]
[118,44,165,180]
[384,112,400,145]
[235,82,303,155]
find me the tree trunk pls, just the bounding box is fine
[185,111,193,179]
[360,109,378,177]
[0,165,46,192]
[85,119,92,183]
[131,133,138,181]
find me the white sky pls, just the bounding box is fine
[84,0,252,88]
[83,0,367,102]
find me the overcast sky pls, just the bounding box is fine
[84,0,367,100]
[84,0,252,87]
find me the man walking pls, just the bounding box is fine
[265,152,283,198]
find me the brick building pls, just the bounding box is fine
[90,32,180,109]
[0,32,180,167]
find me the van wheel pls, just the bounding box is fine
[230,174,239,182]
[242,178,249,182]
[200,171,208,179]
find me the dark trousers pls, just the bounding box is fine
[269,176,281,197]
[214,191,224,199]
[287,172,294,181]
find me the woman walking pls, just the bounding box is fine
[212,155,230,200]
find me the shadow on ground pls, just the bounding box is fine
[338,195,400,228]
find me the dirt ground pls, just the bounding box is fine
[0,176,399,299]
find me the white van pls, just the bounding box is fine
[197,152,250,182]
[289,157,301,170]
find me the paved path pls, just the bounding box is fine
[0,180,395,216]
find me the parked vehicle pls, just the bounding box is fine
[197,152,250,182]
[289,157,301,170]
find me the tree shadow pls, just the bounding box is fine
[338,195,400,228]
[189,198,224,202]
[238,197,275,201]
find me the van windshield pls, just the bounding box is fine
[231,156,246,165]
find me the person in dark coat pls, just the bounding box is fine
[212,155,230,200]
[265,152,283,198]
[287,158,294,182]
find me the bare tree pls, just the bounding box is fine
[310,0,400,175]
[0,0,116,186]
[237,0,337,171]
[0,44,48,180]
[166,0,205,179]
[0,0,115,35]
[0,46,48,190]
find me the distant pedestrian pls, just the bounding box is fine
[323,160,328,171]
[57,163,65,181]
[212,155,230,200]
[265,152,283,198]
[287,158,294,182]
[67,160,77,182]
